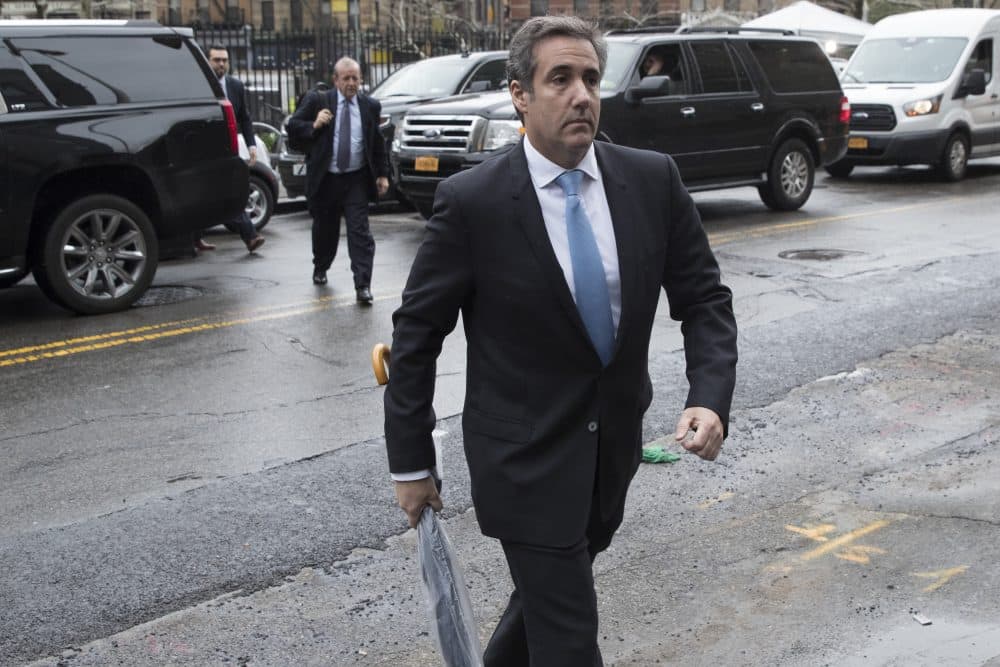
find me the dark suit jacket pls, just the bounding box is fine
[384,140,738,547]
[286,89,389,202]
[224,75,254,149]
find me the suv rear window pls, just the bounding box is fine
[8,35,215,106]
[748,40,840,93]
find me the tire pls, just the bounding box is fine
[31,194,158,315]
[937,133,969,182]
[758,138,815,211]
[416,200,435,220]
[247,175,275,231]
[0,268,28,288]
[825,161,854,178]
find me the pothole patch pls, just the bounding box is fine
[135,285,206,307]
[778,249,865,261]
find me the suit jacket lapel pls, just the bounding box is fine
[507,142,596,353]
[595,142,640,358]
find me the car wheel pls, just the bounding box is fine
[759,138,815,211]
[416,200,434,220]
[825,161,854,178]
[31,194,158,315]
[937,133,969,182]
[247,175,275,231]
[0,267,28,288]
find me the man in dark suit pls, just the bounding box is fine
[205,45,265,254]
[286,57,389,303]
[384,16,737,666]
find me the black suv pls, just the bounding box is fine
[0,20,248,314]
[277,50,509,200]
[393,28,849,216]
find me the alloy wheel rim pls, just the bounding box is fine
[60,209,147,300]
[246,184,266,225]
[781,151,809,198]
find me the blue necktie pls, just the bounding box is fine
[336,98,351,171]
[555,169,615,366]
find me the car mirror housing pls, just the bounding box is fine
[958,68,987,97]
[625,75,675,104]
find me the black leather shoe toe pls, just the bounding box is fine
[356,286,373,305]
[312,271,327,285]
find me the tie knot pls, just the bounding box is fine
[555,169,584,197]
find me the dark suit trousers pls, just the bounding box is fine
[483,489,627,667]
[309,170,374,288]
[224,210,256,244]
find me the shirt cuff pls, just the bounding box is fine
[391,469,432,482]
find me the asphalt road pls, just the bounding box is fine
[2,163,999,666]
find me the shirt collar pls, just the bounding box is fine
[338,90,355,106]
[523,134,600,190]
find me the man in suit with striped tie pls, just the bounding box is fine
[384,16,738,665]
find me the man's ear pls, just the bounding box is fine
[510,79,528,117]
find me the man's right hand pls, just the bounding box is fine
[313,108,333,130]
[394,476,443,528]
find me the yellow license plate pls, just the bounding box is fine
[848,136,869,150]
[414,156,439,172]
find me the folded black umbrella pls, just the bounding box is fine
[416,506,483,667]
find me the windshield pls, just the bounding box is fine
[371,59,474,99]
[602,43,641,90]
[842,37,968,84]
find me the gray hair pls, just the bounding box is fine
[334,56,361,77]
[506,16,607,94]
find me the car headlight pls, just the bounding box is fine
[903,95,942,117]
[482,120,523,151]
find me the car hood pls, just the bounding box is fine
[841,83,947,108]
[405,91,517,120]
[376,95,440,113]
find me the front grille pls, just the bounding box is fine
[400,115,483,152]
[849,104,896,132]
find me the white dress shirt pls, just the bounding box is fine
[391,137,621,483]
[329,91,365,174]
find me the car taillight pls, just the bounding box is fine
[220,99,238,154]
[839,96,851,125]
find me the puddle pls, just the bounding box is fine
[778,249,865,261]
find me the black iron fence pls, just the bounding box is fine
[193,26,509,128]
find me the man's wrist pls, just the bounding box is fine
[391,469,432,482]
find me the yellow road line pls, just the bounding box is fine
[912,565,968,592]
[0,318,207,358]
[0,294,390,368]
[800,519,890,561]
[707,198,962,246]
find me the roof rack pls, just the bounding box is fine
[674,26,796,35]
[604,25,680,36]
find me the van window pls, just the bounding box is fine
[963,39,993,84]
[748,40,840,92]
[842,37,968,84]
[8,36,215,107]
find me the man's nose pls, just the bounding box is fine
[569,78,592,107]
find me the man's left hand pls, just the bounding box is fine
[376,176,389,196]
[674,407,725,461]
[248,146,257,167]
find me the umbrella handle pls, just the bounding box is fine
[372,343,390,385]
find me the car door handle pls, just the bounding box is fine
[751,102,765,112]
[680,107,696,118]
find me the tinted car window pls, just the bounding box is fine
[9,36,216,106]
[964,39,993,84]
[749,40,840,92]
[690,41,746,94]
[0,45,50,112]
[464,59,507,92]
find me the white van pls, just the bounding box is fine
[829,8,1000,180]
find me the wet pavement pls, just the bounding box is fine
[2,163,1000,666]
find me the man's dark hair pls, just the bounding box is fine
[506,16,607,95]
[207,44,227,54]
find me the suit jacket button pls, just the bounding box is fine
[587,421,598,433]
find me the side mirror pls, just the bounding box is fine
[625,75,675,104]
[465,80,491,93]
[960,68,987,97]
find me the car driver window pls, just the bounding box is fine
[965,39,993,84]
[639,45,685,95]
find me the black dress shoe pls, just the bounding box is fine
[312,270,327,285]
[356,286,373,305]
